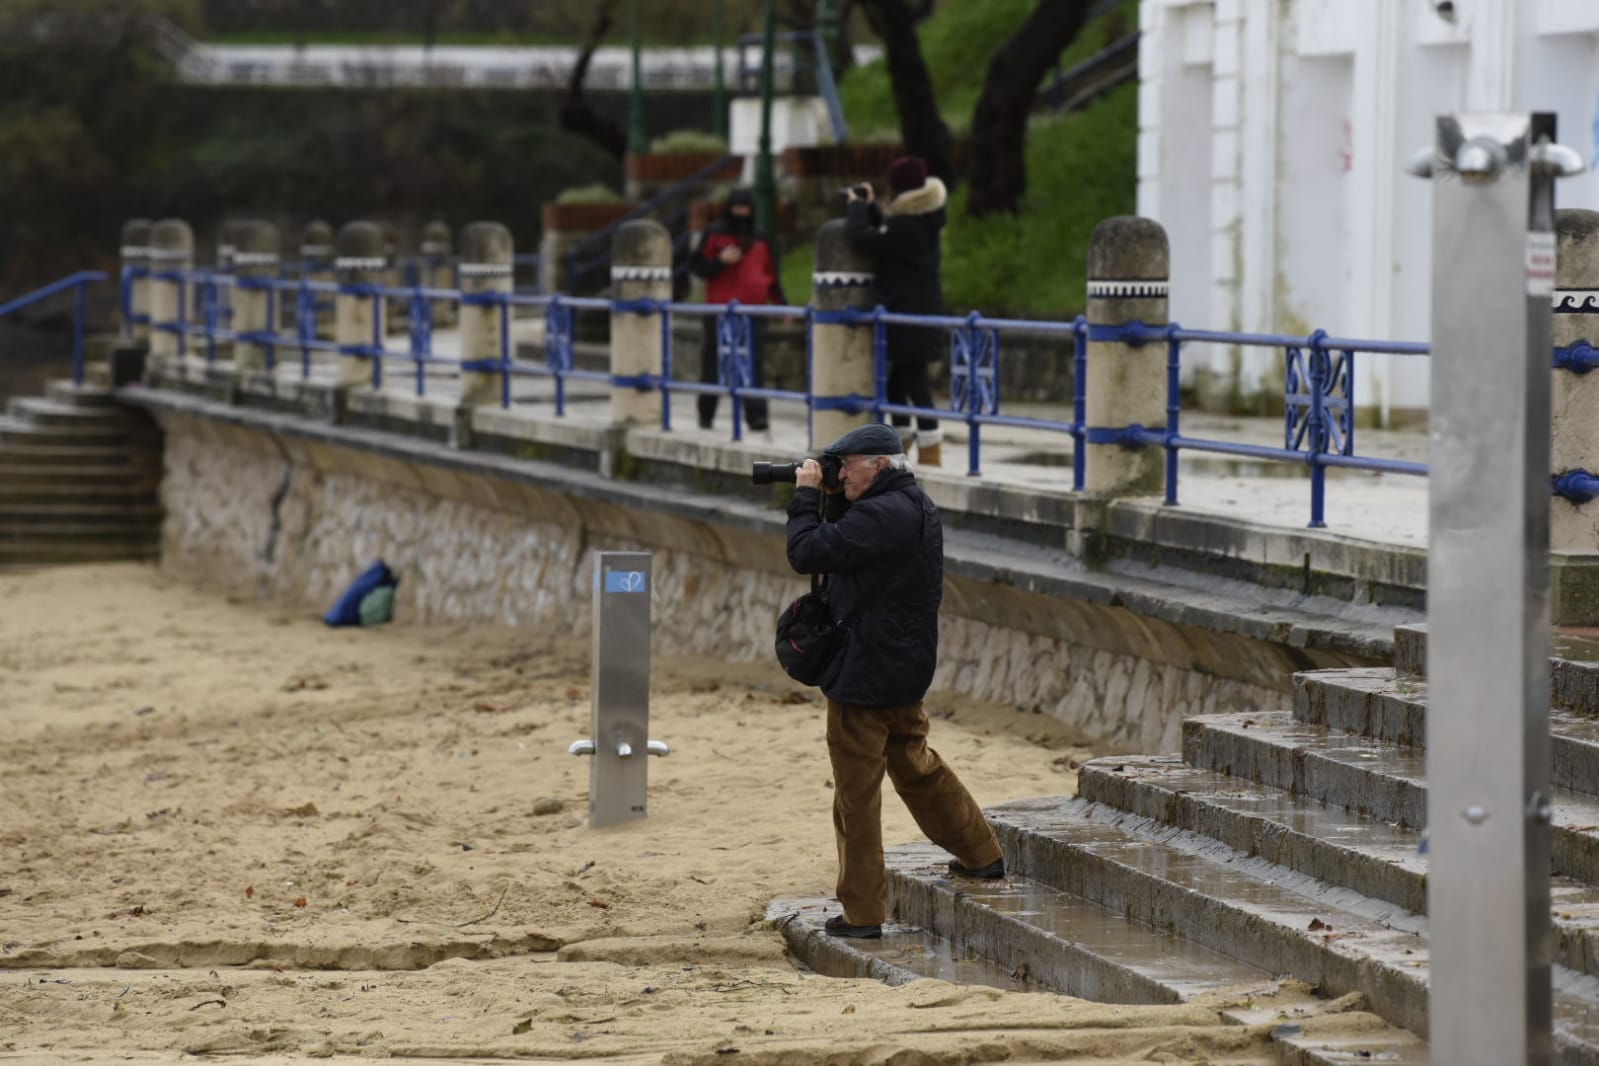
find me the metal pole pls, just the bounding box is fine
[1414,110,1582,1066]
[712,0,727,140]
[754,0,778,247]
[817,0,838,73]
[628,0,646,156]
[569,552,668,827]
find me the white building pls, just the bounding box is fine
[1138,0,1599,422]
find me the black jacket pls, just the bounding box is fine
[844,178,947,365]
[785,468,943,708]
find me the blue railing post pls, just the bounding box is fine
[1164,324,1181,505]
[409,285,431,396]
[297,279,314,379]
[659,304,673,431]
[546,295,573,416]
[872,306,888,424]
[1306,329,1330,528]
[1072,316,1086,492]
[500,295,512,409]
[719,301,749,441]
[370,290,383,391]
[949,310,998,477]
[71,281,86,387]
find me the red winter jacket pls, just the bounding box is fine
[689,225,785,306]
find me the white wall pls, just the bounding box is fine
[1140,0,1599,421]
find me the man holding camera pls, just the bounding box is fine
[843,156,948,467]
[785,422,1005,939]
[688,187,784,434]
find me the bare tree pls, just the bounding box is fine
[855,0,953,184]
[556,0,626,160]
[965,0,1093,217]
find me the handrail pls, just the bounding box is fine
[733,29,848,142]
[0,270,108,386]
[0,271,107,319]
[1042,31,1139,115]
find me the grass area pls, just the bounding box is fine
[786,0,1138,316]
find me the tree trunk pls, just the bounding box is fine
[857,0,955,186]
[966,0,1093,217]
[556,1,626,160]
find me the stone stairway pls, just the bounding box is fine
[0,380,162,565]
[775,627,1599,1063]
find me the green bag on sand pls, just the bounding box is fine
[357,585,395,626]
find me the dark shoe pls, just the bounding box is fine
[824,914,882,939]
[947,857,1005,879]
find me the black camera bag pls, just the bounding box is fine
[775,575,854,687]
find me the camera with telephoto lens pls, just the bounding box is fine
[752,454,842,490]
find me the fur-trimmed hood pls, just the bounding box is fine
[885,177,947,218]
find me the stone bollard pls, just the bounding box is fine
[1083,217,1170,496]
[421,219,457,328]
[609,220,672,427]
[300,220,336,339]
[232,220,280,375]
[381,221,407,336]
[120,219,151,343]
[334,221,387,389]
[457,222,514,409]
[810,219,877,449]
[1552,208,1599,622]
[147,218,193,376]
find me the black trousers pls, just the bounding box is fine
[887,361,939,433]
[699,316,769,430]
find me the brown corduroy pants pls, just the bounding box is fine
[826,698,1003,926]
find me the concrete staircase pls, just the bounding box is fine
[0,380,162,565]
[775,627,1599,1063]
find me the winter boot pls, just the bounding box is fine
[916,429,943,468]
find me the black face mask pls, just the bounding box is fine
[729,211,754,235]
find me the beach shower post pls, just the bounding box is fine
[568,551,669,827]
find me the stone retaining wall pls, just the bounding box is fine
[156,409,1281,752]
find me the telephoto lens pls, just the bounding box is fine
[751,461,800,485]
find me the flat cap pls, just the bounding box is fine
[823,423,903,457]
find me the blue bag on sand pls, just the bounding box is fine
[323,560,399,627]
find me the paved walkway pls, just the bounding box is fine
[255,319,1432,550]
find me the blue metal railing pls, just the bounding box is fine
[0,271,106,386]
[41,262,1594,530]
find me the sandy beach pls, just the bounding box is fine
[1,563,1381,1063]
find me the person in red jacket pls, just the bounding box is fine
[688,188,785,433]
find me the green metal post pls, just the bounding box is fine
[755,0,778,247]
[628,0,646,155]
[817,0,838,73]
[712,0,727,139]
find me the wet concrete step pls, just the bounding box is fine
[8,397,140,429]
[1296,668,1599,796]
[1391,623,1599,716]
[772,888,1427,1066]
[1080,754,1599,978]
[0,479,158,505]
[988,795,1599,1063]
[44,380,118,408]
[1187,711,1599,885]
[0,463,159,487]
[0,415,146,449]
[0,502,162,524]
[766,897,1040,991]
[0,444,155,469]
[0,540,159,565]
[884,839,1269,1003]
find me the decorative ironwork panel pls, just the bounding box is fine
[717,310,753,390]
[545,299,574,373]
[408,288,432,360]
[1284,341,1354,457]
[950,322,1000,416]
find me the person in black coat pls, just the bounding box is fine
[844,156,947,467]
[785,422,1004,939]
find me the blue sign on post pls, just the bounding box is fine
[604,570,647,593]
